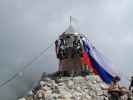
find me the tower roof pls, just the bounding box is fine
[63,25,79,35]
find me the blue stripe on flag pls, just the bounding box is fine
[88,52,113,84]
[82,38,114,84]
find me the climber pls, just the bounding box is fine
[129,76,133,93]
[107,76,122,100]
[101,76,129,100]
[108,76,130,100]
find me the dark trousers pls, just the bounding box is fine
[109,92,121,100]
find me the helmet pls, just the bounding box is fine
[113,76,121,82]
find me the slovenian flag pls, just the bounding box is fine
[82,36,117,84]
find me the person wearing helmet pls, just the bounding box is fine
[108,76,121,91]
[108,76,122,100]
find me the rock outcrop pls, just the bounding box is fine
[18,74,108,100]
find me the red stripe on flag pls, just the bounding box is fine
[82,52,98,74]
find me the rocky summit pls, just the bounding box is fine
[18,74,108,100]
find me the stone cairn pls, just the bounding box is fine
[18,72,108,100]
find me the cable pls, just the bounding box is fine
[0,42,54,88]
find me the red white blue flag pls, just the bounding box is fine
[82,36,117,84]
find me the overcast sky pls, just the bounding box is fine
[0,0,133,99]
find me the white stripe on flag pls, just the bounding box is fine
[83,37,117,77]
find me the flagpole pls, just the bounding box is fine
[70,16,72,25]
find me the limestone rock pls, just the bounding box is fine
[18,75,107,100]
